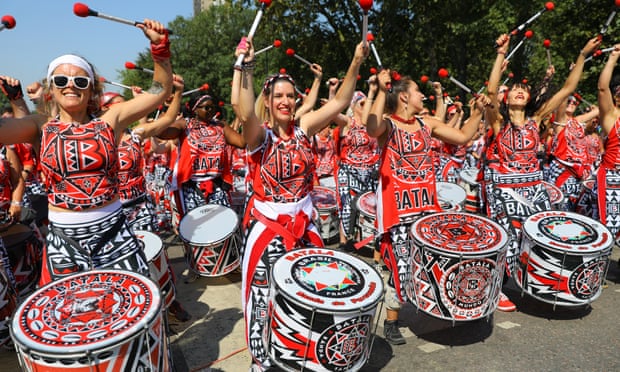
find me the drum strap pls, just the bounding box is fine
[253,208,309,251]
[49,214,127,258]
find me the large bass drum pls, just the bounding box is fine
[268,248,384,372]
[10,270,169,371]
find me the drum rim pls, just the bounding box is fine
[522,210,613,254]
[134,229,163,260]
[10,270,162,355]
[411,212,509,256]
[178,204,240,245]
[272,248,384,312]
[355,191,376,217]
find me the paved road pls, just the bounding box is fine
[2,236,619,372]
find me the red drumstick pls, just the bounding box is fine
[182,83,210,97]
[73,3,174,34]
[511,2,554,35]
[234,0,272,68]
[0,15,16,31]
[359,0,373,48]
[99,77,132,91]
[255,39,282,56]
[125,61,154,74]
[543,39,552,65]
[506,30,534,61]
[438,68,475,96]
[599,0,620,39]
[286,48,314,67]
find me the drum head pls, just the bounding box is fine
[356,191,376,217]
[11,270,161,356]
[310,186,337,210]
[436,182,467,206]
[272,248,383,313]
[179,205,239,245]
[522,211,613,254]
[318,176,336,189]
[134,230,163,261]
[411,212,508,257]
[459,167,479,185]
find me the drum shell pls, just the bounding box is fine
[268,248,383,372]
[458,167,480,214]
[0,257,17,347]
[410,212,509,321]
[355,191,376,248]
[517,211,612,307]
[310,186,339,245]
[10,270,168,372]
[136,230,175,309]
[179,205,241,277]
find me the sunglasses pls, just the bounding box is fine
[567,99,579,105]
[51,75,91,90]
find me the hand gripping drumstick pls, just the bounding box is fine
[286,48,314,67]
[99,77,132,91]
[125,61,154,74]
[599,1,620,39]
[0,15,16,31]
[73,2,174,34]
[255,39,282,56]
[359,0,373,48]
[182,83,210,97]
[505,30,534,61]
[234,0,272,69]
[367,33,392,91]
[584,47,616,63]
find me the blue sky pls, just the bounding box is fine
[1,1,194,97]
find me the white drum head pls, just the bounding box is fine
[356,191,376,217]
[272,248,383,313]
[522,211,613,254]
[134,230,163,261]
[179,204,239,245]
[310,186,337,210]
[318,176,336,189]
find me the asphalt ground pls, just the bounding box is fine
[1,232,619,372]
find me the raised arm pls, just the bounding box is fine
[597,44,620,136]
[232,37,262,150]
[0,76,30,118]
[534,37,601,122]
[295,63,323,119]
[101,19,173,132]
[133,75,185,139]
[299,42,368,137]
[366,69,390,141]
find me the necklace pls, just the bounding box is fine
[390,114,417,125]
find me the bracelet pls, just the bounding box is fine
[497,51,506,55]
[580,50,588,58]
[10,201,22,207]
[242,60,256,72]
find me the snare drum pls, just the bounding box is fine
[459,167,480,213]
[310,186,339,244]
[410,212,508,321]
[136,230,175,309]
[10,270,169,371]
[541,181,565,210]
[318,175,336,189]
[436,182,466,212]
[355,191,376,248]
[518,211,613,307]
[179,204,241,277]
[268,248,383,372]
[0,223,41,301]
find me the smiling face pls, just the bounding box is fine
[506,83,530,108]
[265,80,296,124]
[50,63,93,114]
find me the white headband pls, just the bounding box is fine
[47,54,94,82]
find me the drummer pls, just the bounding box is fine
[366,70,488,345]
[0,19,173,285]
[231,37,367,371]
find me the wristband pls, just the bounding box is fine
[150,32,171,62]
[10,201,22,207]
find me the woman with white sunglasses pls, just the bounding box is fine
[0,19,173,286]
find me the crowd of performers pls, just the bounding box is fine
[0,19,618,372]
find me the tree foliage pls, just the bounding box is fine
[118,0,619,118]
